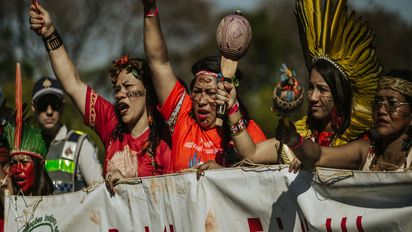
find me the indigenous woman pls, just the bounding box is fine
[0,68,53,231]
[287,70,412,172]
[4,124,54,195]
[216,0,382,163]
[29,3,171,194]
[140,1,266,172]
[0,123,54,232]
[190,56,267,167]
[293,0,383,147]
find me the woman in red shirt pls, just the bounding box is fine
[29,3,171,195]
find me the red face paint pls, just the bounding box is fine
[10,154,35,194]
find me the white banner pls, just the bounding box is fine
[5,166,412,232]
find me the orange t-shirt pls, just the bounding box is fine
[159,82,266,172]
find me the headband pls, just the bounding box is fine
[195,71,219,78]
[379,76,412,97]
[10,150,44,160]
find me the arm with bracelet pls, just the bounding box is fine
[216,77,280,164]
[141,0,177,106]
[29,3,87,115]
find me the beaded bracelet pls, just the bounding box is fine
[42,29,63,53]
[229,113,247,137]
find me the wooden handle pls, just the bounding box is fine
[216,56,238,127]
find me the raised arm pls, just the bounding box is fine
[141,0,177,105]
[29,4,87,115]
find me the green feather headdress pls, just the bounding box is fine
[4,63,47,160]
[4,123,47,160]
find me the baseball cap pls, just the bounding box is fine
[32,77,64,103]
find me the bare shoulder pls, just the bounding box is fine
[342,139,369,150]
[345,139,371,160]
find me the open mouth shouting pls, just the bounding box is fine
[197,108,211,124]
[117,102,130,115]
[15,176,26,186]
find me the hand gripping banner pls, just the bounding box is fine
[5,166,412,231]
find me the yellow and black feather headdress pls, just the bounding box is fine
[294,0,383,145]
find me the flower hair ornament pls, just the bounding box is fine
[293,0,383,145]
[4,63,47,160]
[110,55,148,85]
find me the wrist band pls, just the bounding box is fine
[42,29,63,53]
[143,0,158,17]
[229,113,247,137]
[144,7,158,17]
[228,101,239,115]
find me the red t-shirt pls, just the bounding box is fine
[159,82,266,172]
[84,87,171,177]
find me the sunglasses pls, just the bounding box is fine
[36,97,62,112]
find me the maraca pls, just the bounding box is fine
[215,10,252,126]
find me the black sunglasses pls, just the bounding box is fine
[36,97,62,112]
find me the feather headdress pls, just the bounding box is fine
[4,63,47,160]
[294,0,383,145]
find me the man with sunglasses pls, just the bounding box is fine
[31,77,103,194]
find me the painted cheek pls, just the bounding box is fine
[10,163,21,175]
[13,162,35,193]
[319,96,334,113]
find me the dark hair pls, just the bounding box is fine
[12,157,54,196]
[383,69,412,104]
[109,57,167,173]
[306,59,353,138]
[190,56,250,165]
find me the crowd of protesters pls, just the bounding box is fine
[0,1,410,230]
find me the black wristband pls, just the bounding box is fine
[42,29,63,53]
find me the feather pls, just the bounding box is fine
[14,63,22,151]
[294,0,382,145]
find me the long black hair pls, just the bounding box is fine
[109,57,168,172]
[306,59,353,139]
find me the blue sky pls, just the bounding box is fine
[211,0,412,25]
